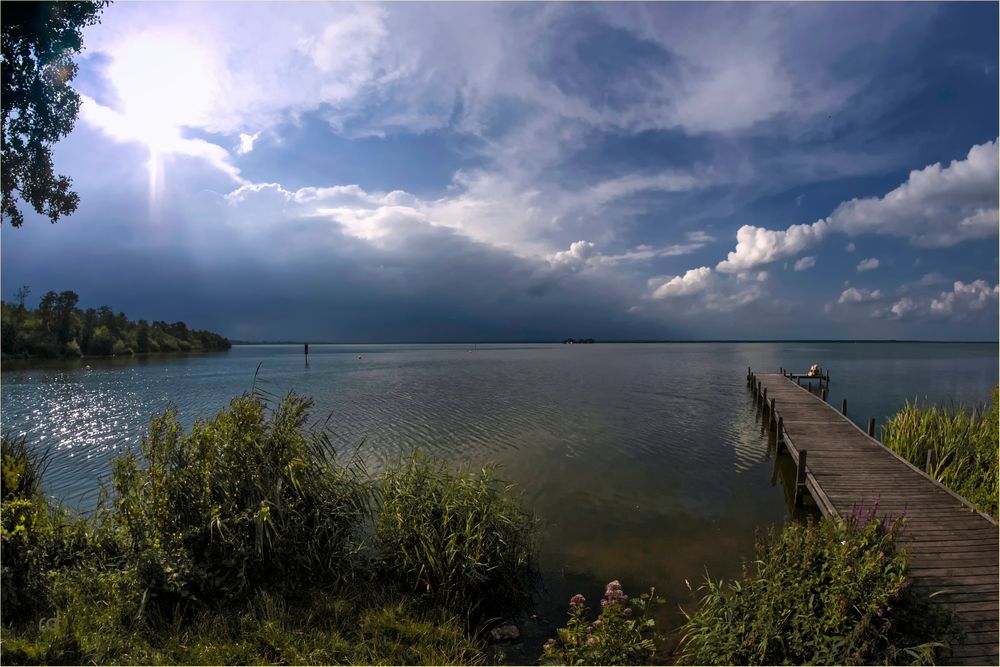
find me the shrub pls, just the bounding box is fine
[678,503,957,665]
[880,388,998,517]
[1,435,93,625]
[541,581,665,665]
[374,452,536,622]
[110,393,369,616]
[63,339,82,357]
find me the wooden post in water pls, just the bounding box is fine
[763,387,768,406]
[776,416,784,444]
[807,380,812,393]
[795,450,808,506]
[304,342,309,356]
[821,386,828,402]
[867,418,876,438]
[770,398,776,427]
[841,399,847,416]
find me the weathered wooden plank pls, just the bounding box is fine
[753,371,999,656]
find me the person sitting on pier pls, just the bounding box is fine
[807,364,820,377]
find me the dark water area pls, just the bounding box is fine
[2,342,996,659]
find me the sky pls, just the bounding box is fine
[2,1,998,342]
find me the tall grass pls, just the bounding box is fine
[880,388,998,518]
[678,504,958,665]
[375,452,536,624]
[1,393,537,664]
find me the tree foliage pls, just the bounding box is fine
[2,1,108,227]
[1,289,231,358]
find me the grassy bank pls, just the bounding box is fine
[1,393,534,664]
[880,388,998,518]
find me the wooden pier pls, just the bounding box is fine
[749,370,998,665]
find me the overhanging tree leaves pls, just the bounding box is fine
[1,1,108,227]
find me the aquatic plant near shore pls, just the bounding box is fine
[678,506,958,665]
[541,581,665,665]
[880,388,998,518]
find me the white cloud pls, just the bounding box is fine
[930,280,999,315]
[549,241,597,269]
[793,256,816,271]
[716,220,828,273]
[856,257,879,272]
[237,132,261,155]
[838,287,883,304]
[845,242,856,252]
[828,140,999,247]
[889,297,916,318]
[711,140,998,273]
[649,267,714,299]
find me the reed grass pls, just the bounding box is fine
[1,394,536,665]
[880,388,998,518]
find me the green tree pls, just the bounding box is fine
[2,1,109,227]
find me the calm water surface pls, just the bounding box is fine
[2,342,996,653]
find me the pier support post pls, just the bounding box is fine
[794,450,808,507]
[821,386,828,402]
[867,418,875,438]
[770,398,776,427]
[841,399,847,416]
[776,416,784,445]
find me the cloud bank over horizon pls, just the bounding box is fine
[2,2,997,341]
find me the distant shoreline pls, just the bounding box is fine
[230,339,999,345]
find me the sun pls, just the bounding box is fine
[106,30,219,152]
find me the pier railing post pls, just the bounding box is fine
[841,399,847,416]
[794,450,808,507]
[867,418,875,438]
[770,398,776,428]
[821,386,828,402]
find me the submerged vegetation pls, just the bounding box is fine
[1,288,230,359]
[678,504,957,666]
[0,394,534,664]
[880,388,998,518]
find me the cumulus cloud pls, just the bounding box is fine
[889,297,916,318]
[711,140,998,274]
[856,257,879,272]
[237,132,261,155]
[648,267,714,299]
[716,220,828,273]
[549,241,597,269]
[838,287,883,304]
[930,280,999,315]
[793,256,815,271]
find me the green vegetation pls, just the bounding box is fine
[376,453,535,622]
[2,1,109,227]
[1,288,231,358]
[880,388,998,518]
[0,394,535,664]
[677,505,957,666]
[541,581,665,665]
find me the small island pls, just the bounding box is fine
[1,289,230,359]
[562,338,595,344]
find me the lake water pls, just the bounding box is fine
[2,342,996,654]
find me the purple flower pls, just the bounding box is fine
[570,594,586,606]
[878,551,885,559]
[543,639,555,651]
[877,608,884,618]
[601,599,610,607]
[624,607,633,615]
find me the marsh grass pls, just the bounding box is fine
[880,388,998,517]
[1,393,536,664]
[375,452,537,625]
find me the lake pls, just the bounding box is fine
[2,342,996,653]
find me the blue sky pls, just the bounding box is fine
[2,1,997,341]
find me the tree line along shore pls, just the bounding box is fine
[1,289,230,360]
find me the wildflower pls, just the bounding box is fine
[543,639,555,651]
[570,594,586,606]
[592,619,602,627]
[877,608,884,618]
[624,607,633,615]
[841,540,847,546]
[586,637,596,646]
[878,551,885,559]
[600,599,609,607]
